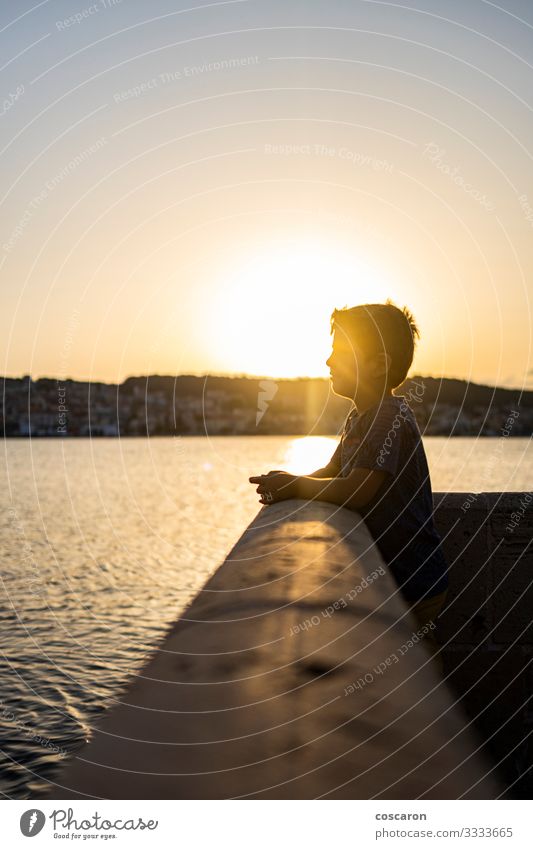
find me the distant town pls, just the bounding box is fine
[1,374,532,438]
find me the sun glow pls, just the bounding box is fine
[207,240,394,378]
[283,435,339,475]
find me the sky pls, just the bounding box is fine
[1,0,532,388]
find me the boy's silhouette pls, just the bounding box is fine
[250,299,449,660]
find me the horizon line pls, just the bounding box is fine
[1,372,530,393]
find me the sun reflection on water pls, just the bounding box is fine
[282,436,338,475]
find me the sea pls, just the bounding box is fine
[0,435,531,798]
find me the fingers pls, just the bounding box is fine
[249,474,274,505]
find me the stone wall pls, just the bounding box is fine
[54,500,501,800]
[434,492,533,798]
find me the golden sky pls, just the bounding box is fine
[1,0,532,388]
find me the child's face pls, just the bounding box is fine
[326,330,369,400]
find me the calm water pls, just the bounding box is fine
[1,435,531,798]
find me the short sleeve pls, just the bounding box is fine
[326,439,343,475]
[323,408,355,475]
[348,406,404,477]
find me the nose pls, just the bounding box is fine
[326,355,332,368]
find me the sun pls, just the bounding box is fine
[207,239,394,377]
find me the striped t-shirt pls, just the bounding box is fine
[328,395,449,603]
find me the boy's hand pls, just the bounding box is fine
[248,471,298,505]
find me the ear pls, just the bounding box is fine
[372,351,392,378]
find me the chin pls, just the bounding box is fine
[330,380,347,399]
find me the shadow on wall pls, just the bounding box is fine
[434,492,533,800]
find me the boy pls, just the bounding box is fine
[249,300,449,658]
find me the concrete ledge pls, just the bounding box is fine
[433,492,533,646]
[433,492,533,799]
[51,499,501,799]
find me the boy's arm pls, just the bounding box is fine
[295,466,390,510]
[307,464,338,478]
